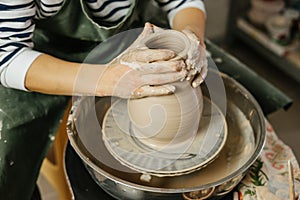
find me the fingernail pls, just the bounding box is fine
[176,60,185,71]
[192,81,198,88]
[186,62,191,70]
[192,78,203,88]
[163,85,176,94]
[182,69,188,77]
[162,50,175,58]
[190,69,197,75]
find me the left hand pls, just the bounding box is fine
[182,29,208,88]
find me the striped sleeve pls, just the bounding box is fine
[0,0,62,91]
[155,0,206,27]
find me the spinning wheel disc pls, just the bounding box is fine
[102,97,227,177]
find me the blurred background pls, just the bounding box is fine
[205,0,300,161]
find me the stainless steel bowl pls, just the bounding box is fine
[67,71,266,200]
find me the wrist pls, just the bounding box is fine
[95,62,131,97]
[73,63,109,96]
[183,25,205,48]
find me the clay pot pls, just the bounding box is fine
[127,30,203,150]
[127,81,203,150]
[139,29,190,59]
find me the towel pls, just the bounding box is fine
[237,119,300,200]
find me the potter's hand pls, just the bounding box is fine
[182,29,208,87]
[102,23,187,98]
[99,48,187,99]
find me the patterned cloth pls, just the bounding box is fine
[237,119,300,200]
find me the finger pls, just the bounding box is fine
[133,48,176,63]
[131,85,176,98]
[191,67,208,88]
[139,60,185,73]
[140,22,154,36]
[142,70,187,85]
[142,49,176,62]
[185,62,192,70]
[191,74,204,88]
[185,68,197,81]
[119,54,186,70]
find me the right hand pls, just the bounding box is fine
[96,23,187,99]
[97,47,187,98]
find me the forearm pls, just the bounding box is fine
[172,8,206,46]
[25,54,105,96]
[24,23,190,97]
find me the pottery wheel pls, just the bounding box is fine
[102,97,227,177]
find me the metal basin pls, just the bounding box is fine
[67,70,266,200]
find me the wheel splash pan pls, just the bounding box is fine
[67,71,266,200]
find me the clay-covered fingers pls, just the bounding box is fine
[141,70,187,85]
[101,62,187,98]
[185,68,197,81]
[181,29,208,86]
[131,85,176,98]
[136,60,185,73]
[186,56,208,88]
[191,66,208,88]
[120,48,176,63]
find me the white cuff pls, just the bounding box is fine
[168,1,206,28]
[0,48,42,91]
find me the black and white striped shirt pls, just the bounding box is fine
[0,0,205,90]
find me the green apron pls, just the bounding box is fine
[0,0,167,199]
